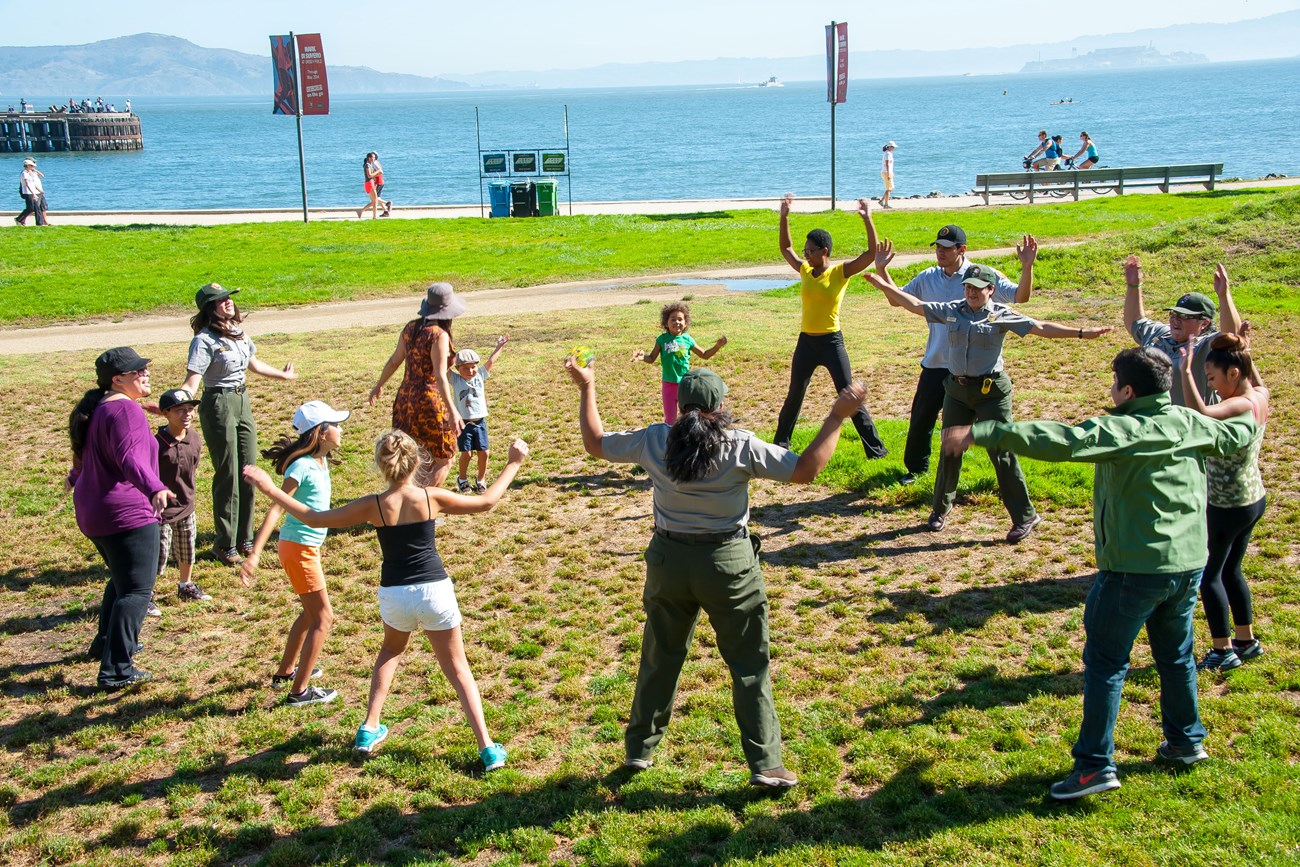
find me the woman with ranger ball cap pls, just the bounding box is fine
[565,354,869,789]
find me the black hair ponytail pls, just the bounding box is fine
[664,406,734,483]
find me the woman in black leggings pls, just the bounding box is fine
[1178,324,1269,671]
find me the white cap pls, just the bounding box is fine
[885,141,897,149]
[23,158,36,166]
[292,400,350,434]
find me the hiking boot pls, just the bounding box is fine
[624,757,653,770]
[750,766,798,789]
[1049,769,1120,800]
[899,472,917,486]
[145,595,163,617]
[178,581,212,602]
[1156,741,1209,765]
[480,743,507,771]
[474,481,487,494]
[354,723,389,754]
[214,547,241,566]
[285,685,338,707]
[271,666,323,689]
[1006,515,1042,543]
[1233,639,1264,662]
[99,670,151,691]
[926,511,947,532]
[457,478,471,493]
[1197,648,1242,671]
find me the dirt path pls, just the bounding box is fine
[1,251,1008,355]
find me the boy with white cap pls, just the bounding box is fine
[450,335,509,493]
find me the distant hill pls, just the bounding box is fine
[0,33,469,97]
[1021,45,1210,73]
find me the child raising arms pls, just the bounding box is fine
[244,429,529,769]
[241,401,350,707]
[633,301,726,423]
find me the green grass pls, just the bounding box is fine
[1,193,1298,865]
[0,187,1292,325]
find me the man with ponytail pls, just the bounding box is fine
[566,358,868,789]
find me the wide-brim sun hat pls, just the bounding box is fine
[418,282,467,319]
[195,282,239,310]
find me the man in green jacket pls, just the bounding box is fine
[943,346,1255,800]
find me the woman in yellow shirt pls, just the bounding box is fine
[773,193,887,457]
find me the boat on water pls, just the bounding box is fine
[758,76,783,88]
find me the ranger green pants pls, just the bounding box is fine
[198,388,258,552]
[933,372,1036,524]
[625,531,783,772]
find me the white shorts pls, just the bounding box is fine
[377,580,462,632]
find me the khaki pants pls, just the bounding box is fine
[626,531,783,772]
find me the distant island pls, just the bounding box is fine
[1021,45,1209,73]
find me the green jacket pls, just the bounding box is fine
[972,392,1256,574]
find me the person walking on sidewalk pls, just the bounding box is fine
[16,158,48,226]
[879,142,896,208]
[772,193,888,458]
[941,347,1256,799]
[876,223,1036,487]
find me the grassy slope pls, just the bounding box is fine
[0,192,1298,865]
[0,189,1288,326]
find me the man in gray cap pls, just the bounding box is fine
[876,224,1037,486]
[16,158,47,226]
[1123,254,1242,406]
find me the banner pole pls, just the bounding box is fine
[291,31,309,223]
[476,107,484,218]
[565,104,572,215]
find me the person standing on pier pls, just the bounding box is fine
[16,158,48,226]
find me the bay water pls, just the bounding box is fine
[14,58,1299,212]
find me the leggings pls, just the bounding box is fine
[773,331,886,456]
[661,381,679,425]
[1200,497,1265,639]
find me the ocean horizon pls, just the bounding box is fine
[10,57,1299,212]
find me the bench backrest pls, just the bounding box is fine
[976,163,1223,186]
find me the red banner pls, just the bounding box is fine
[270,35,297,115]
[834,22,849,104]
[825,24,836,103]
[295,33,330,115]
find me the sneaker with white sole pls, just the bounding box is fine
[1197,648,1242,671]
[480,743,507,771]
[474,481,487,494]
[1156,741,1209,765]
[457,478,471,493]
[624,757,653,770]
[1049,769,1121,800]
[285,685,338,707]
[1233,639,1264,662]
[354,723,389,754]
[145,595,163,617]
[750,766,798,789]
[177,581,212,602]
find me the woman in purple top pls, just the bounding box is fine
[68,347,174,689]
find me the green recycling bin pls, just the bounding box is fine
[535,178,558,216]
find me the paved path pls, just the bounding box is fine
[2,250,1009,356]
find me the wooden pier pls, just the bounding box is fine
[1,111,143,153]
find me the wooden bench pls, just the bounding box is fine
[974,163,1224,204]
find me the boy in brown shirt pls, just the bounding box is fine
[156,389,210,607]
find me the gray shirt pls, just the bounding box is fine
[921,300,1037,377]
[186,329,256,389]
[1129,318,1219,407]
[601,425,799,534]
[902,260,1019,369]
[450,369,490,420]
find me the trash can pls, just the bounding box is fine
[535,178,558,216]
[510,180,537,217]
[488,182,511,218]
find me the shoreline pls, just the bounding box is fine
[12,176,1297,227]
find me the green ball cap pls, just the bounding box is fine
[678,368,727,412]
[1166,292,1216,319]
[961,264,997,289]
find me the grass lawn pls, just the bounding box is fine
[0,187,1292,326]
[0,191,1298,865]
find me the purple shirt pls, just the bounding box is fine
[71,398,167,538]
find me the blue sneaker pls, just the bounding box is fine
[480,743,507,771]
[354,723,388,754]
[1049,769,1121,800]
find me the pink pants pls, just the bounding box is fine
[661,381,679,424]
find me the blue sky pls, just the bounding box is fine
[1,0,1296,75]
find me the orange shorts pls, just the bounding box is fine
[277,539,326,595]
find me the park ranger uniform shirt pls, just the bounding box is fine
[920,300,1037,377]
[901,260,1018,369]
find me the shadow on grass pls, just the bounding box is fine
[0,609,93,637]
[551,470,653,495]
[0,563,105,593]
[645,211,734,222]
[858,667,1084,730]
[870,572,1094,636]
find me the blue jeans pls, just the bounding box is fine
[1072,569,1205,773]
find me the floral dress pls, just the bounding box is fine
[391,319,455,461]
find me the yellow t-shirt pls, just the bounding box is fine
[800,261,849,334]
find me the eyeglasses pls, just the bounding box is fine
[1169,312,1205,322]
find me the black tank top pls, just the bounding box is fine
[374,489,449,587]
